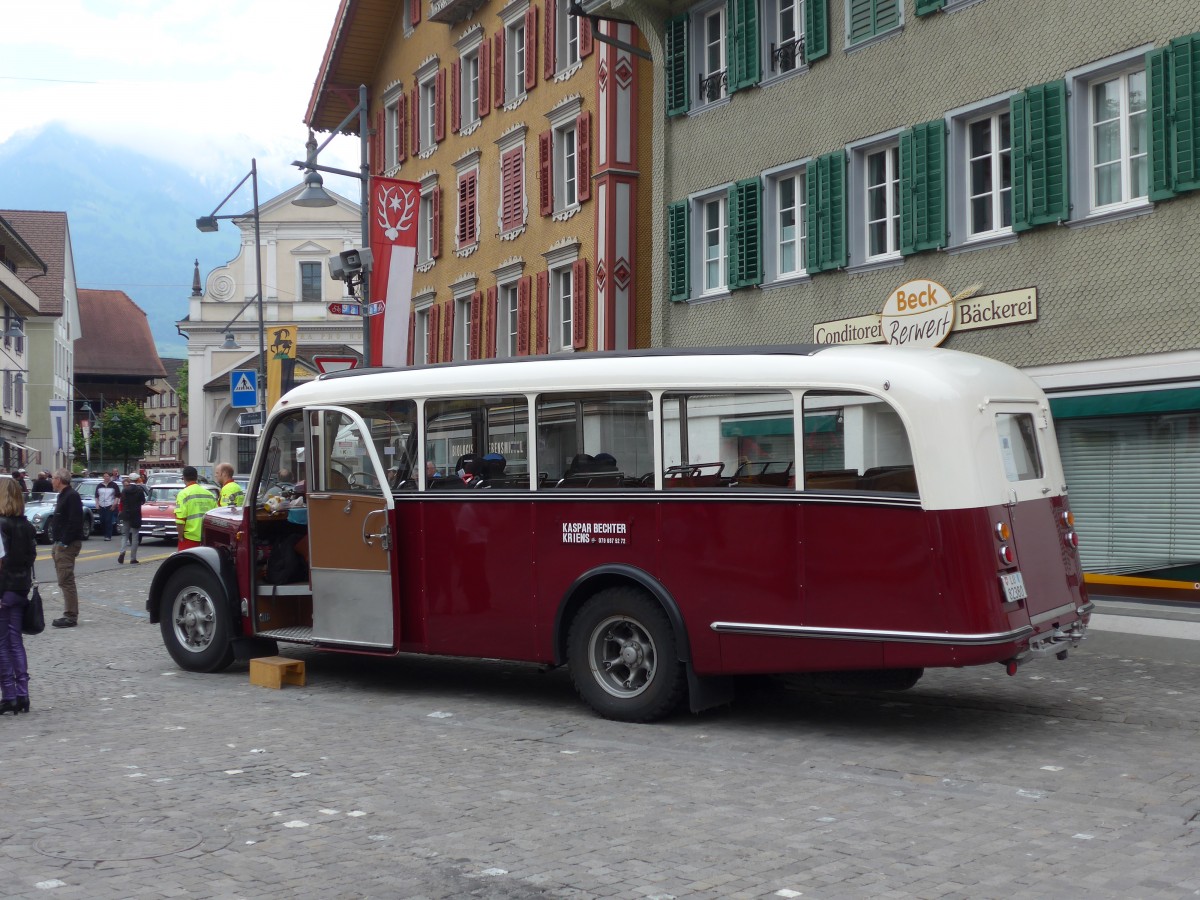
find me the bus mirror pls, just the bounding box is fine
[207,435,220,463]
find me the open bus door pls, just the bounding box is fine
[305,407,396,648]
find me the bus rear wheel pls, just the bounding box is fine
[567,587,686,723]
[159,566,235,673]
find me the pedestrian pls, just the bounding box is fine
[94,472,119,541]
[0,478,37,714]
[175,466,216,551]
[49,468,84,628]
[117,474,144,565]
[13,469,27,492]
[214,462,244,507]
[31,471,53,493]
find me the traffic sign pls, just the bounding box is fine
[328,302,363,316]
[313,355,359,374]
[237,410,264,427]
[230,369,258,408]
[364,300,386,316]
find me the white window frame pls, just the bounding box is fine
[761,0,806,85]
[496,125,528,237]
[414,298,435,365]
[456,28,484,134]
[298,259,324,302]
[762,160,808,286]
[844,0,903,51]
[497,281,520,358]
[846,129,904,271]
[556,0,581,74]
[383,85,404,172]
[691,0,728,111]
[689,184,731,299]
[1067,47,1154,227]
[419,72,438,154]
[450,275,477,362]
[547,96,583,216]
[417,175,438,270]
[551,265,574,352]
[947,94,1016,252]
[499,0,531,104]
[454,150,482,254]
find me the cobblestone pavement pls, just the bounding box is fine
[1,562,1198,900]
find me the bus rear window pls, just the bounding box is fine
[996,412,1043,482]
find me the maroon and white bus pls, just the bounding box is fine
[148,345,1091,721]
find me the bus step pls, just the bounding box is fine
[249,656,306,690]
[257,626,315,644]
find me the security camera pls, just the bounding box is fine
[327,248,374,283]
[327,254,346,280]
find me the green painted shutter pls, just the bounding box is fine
[1148,47,1176,201]
[728,178,762,288]
[915,0,944,15]
[728,0,760,92]
[806,151,847,273]
[666,15,690,117]
[876,0,900,32]
[668,200,690,301]
[1170,33,1200,192]
[805,0,828,61]
[850,0,899,44]
[899,120,946,255]
[1010,80,1069,232]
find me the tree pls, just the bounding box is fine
[93,400,156,473]
[176,359,188,416]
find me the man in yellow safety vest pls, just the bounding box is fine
[215,462,245,508]
[175,466,217,551]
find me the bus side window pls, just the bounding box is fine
[802,391,917,495]
[424,396,530,491]
[662,391,795,489]
[535,392,654,489]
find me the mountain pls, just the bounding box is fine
[0,124,247,358]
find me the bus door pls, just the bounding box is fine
[305,406,396,648]
[990,402,1086,621]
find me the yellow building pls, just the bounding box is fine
[305,0,654,359]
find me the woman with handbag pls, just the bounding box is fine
[0,477,38,715]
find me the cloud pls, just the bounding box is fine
[0,0,360,187]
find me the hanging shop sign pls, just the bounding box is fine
[814,285,1038,347]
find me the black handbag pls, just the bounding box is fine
[22,584,45,636]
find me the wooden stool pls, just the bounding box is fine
[249,656,306,689]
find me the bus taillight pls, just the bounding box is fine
[1063,531,1079,550]
[998,544,1015,566]
[1059,510,1074,528]
[995,522,1011,541]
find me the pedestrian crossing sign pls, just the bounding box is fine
[231,368,258,408]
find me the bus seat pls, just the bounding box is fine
[804,469,859,490]
[859,465,917,493]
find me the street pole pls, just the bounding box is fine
[251,159,268,420]
[357,84,371,369]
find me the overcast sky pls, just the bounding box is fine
[0,0,359,190]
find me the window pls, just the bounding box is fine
[506,13,527,100]
[802,391,916,495]
[542,100,590,217]
[663,392,796,489]
[419,73,437,153]
[763,165,806,282]
[557,123,577,209]
[499,144,526,235]
[2,370,11,412]
[425,395,530,489]
[764,0,804,77]
[947,100,1013,247]
[418,188,435,266]
[1090,69,1147,210]
[299,261,322,301]
[556,0,580,72]
[453,294,472,360]
[550,264,573,351]
[461,48,481,130]
[415,305,433,364]
[384,91,405,170]
[864,144,899,259]
[846,0,900,47]
[456,167,479,250]
[697,190,727,294]
[695,2,727,106]
[497,282,519,358]
[536,392,654,489]
[996,413,1042,483]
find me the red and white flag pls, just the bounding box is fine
[369,176,420,366]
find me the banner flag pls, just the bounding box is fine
[266,323,298,411]
[50,399,68,452]
[368,177,420,366]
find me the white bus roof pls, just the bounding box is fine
[275,346,1061,510]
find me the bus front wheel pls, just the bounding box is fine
[567,587,686,723]
[159,566,235,673]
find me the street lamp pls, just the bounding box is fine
[291,83,372,367]
[197,160,268,422]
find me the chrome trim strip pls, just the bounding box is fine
[709,621,1036,646]
[1078,601,1095,615]
[404,491,922,508]
[1029,602,1078,626]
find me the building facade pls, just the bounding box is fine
[183,184,365,467]
[305,0,655,364]
[141,358,186,471]
[569,0,1200,587]
[0,210,81,473]
[0,215,43,469]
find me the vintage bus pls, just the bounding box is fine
[147,346,1092,721]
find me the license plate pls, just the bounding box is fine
[1000,571,1028,602]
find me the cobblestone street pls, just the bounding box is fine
[1,561,1197,899]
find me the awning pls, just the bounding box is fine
[1,440,42,463]
[1049,387,1200,420]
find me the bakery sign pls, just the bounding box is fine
[814,283,1038,348]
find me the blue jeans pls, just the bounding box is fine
[0,591,29,700]
[99,506,117,539]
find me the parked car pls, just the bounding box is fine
[145,470,183,487]
[24,492,95,544]
[139,483,220,543]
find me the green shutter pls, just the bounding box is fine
[1148,46,1176,201]
[849,0,899,45]
[899,120,946,255]
[876,0,900,32]
[666,15,690,117]
[915,0,944,15]
[728,178,762,288]
[1010,80,1069,231]
[728,0,760,92]
[1170,33,1200,192]
[806,151,847,273]
[668,200,690,301]
[805,0,828,61]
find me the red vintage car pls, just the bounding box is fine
[138,483,220,543]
